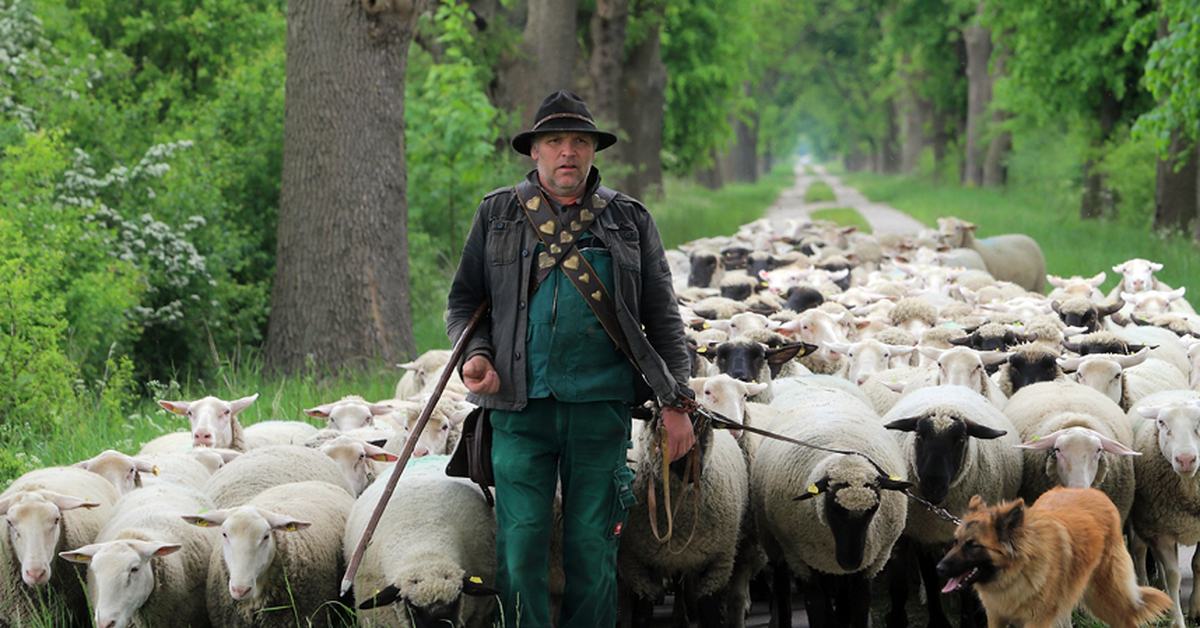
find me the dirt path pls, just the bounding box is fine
[766,162,927,235]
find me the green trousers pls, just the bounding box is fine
[490,398,635,628]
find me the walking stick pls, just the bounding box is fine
[340,299,490,597]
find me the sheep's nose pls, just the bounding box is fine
[230,584,252,599]
[413,448,429,458]
[1176,454,1196,473]
[98,619,117,628]
[193,430,213,446]
[23,567,47,585]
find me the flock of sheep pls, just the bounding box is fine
[4,212,1200,628]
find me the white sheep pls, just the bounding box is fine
[305,394,396,431]
[750,386,911,627]
[828,339,915,386]
[1108,258,1195,314]
[242,420,320,450]
[395,350,453,399]
[1003,380,1138,522]
[901,346,1010,409]
[1046,271,1107,302]
[185,480,355,628]
[0,466,119,626]
[75,448,219,495]
[619,405,751,628]
[1060,348,1189,411]
[317,435,399,496]
[58,483,217,628]
[880,385,1023,628]
[157,393,259,450]
[936,217,1046,293]
[345,457,499,628]
[378,395,469,458]
[74,449,160,496]
[1127,390,1200,627]
[204,445,354,508]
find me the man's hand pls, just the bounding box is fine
[661,407,696,463]
[462,355,500,394]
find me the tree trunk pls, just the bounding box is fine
[732,87,759,183]
[617,10,667,199]
[1194,142,1200,241]
[1079,87,1121,220]
[522,0,578,125]
[898,69,931,175]
[932,109,949,185]
[588,0,629,126]
[982,35,1011,188]
[1154,128,1199,233]
[963,5,992,187]
[265,0,423,375]
[879,97,901,174]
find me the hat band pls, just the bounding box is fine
[532,112,595,131]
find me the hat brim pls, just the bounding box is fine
[511,126,618,156]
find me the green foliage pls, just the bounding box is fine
[1132,2,1200,152]
[1092,125,1158,228]
[804,180,837,203]
[651,162,795,249]
[810,208,872,233]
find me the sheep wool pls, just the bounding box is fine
[204,445,354,508]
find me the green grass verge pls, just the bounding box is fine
[844,171,1200,299]
[810,208,872,233]
[804,180,837,203]
[650,162,796,250]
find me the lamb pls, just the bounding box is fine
[304,394,396,431]
[1126,390,1200,627]
[1059,348,1189,411]
[777,308,849,374]
[880,385,1023,628]
[936,216,1046,293]
[1122,287,1190,317]
[1003,380,1137,522]
[204,445,355,508]
[395,350,453,399]
[0,466,120,627]
[750,386,911,627]
[58,483,217,628]
[157,393,259,450]
[619,404,751,628]
[345,457,499,628]
[185,480,355,628]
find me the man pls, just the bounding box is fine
[446,90,696,627]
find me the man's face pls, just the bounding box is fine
[530,132,596,201]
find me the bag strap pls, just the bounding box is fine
[515,180,641,371]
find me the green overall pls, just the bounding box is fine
[491,232,637,628]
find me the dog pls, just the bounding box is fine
[937,487,1171,628]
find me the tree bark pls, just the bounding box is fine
[898,68,931,175]
[1154,128,1199,233]
[963,5,992,187]
[265,0,423,375]
[588,0,629,126]
[521,0,578,126]
[617,10,667,199]
[732,88,759,183]
[879,97,901,174]
[982,35,1011,188]
[1079,87,1121,220]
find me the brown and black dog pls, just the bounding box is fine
[937,487,1171,628]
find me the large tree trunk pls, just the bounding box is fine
[617,11,666,199]
[588,0,629,125]
[963,5,992,187]
[265,0,423,375]
[932,109,950,184]
[1154,128,1199,233]
[732,87,759,183]
[898,68,932,175]
[1079,88,1121,219]
[982,35,1011,188]
[491,0,578,137]
[879,98,901,174]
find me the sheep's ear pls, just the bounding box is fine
[1097,435,1140,456]
[461,576,501,597]
[963,419,1006,440]
[884,417,921,433]
[1089,272,1106,286]
[793,477,829,501]
[363,443,399,463]
[359,584,402,610]
[766,342,813,363]
[50,493,99,511]
[877,475,914,493]
[129,541,182,560]
[264,513,311,532]
[1137,406,1163,420]
[59,543,103,563]
[304,403,335,418]
[159,400,191,415]
[182,510,231,528]
[230,394,259,415]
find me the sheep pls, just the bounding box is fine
[860,366,920,416]
[204,445,354,508]
[901,347,1010,409]
[719,272,764,302]
[936,216,1046,293]
[1060,348,1189,411]
[395,350,453,399]
[687,296,750,320]
[1108,258,1194,314]
[688,248,726,288]
[827,339,915,386]
[871,327,918,367]
[889,297,939,334]
[157,393,259,450]
[380,396,469,458]
[1046,271,1106,302]
[305,394,396,432]
[58,483,217,628]
[1123,287,1190,317]
[185,481,355,628]
[781,285,825,313]
[750,386,911,627]
[346,457,499,628]
[619,402,752,628]
[992,341,1066,397]
[880,385,1023,628]
[316,435,399,496]
[75,449,215,495]
[777,308,849,375]
[1126,390,1200,627]
[0,466,120,627]
[1051,296,1124,333]
[708,336,814,404]
[1003,380,1137,522]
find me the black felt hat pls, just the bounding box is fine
[511,90,618,156]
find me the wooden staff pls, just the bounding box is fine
[340,299,490,597]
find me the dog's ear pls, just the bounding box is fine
[967,494,987,512]
[994,499,1026,542]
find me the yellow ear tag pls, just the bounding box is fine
[152,466,160,476]
[195,520,209,528]
[77,555,91,562]
[285,523,297,532]
[372,454,390,461]
[807,484,820,495]
[702,322,710,329]
[696,346,707,354]
[469,576,483,584]
[890,476,901,482]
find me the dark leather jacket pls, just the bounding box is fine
[446,168,694,411]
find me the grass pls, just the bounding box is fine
[810,208,871,233]
[649,162,796,249]
[803,180,837,203]
[844,171,1200,299]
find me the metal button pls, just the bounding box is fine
[519,301,526,309]
[522,249,529,257]
[515,352,522,360]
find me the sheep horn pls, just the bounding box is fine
[1062,340,1082,353]
[1098,300,1124,317]
[1050,300,1062,314]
